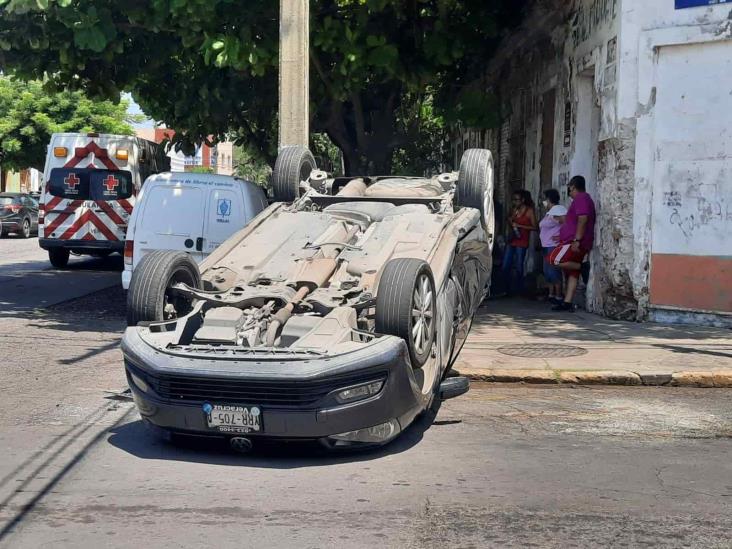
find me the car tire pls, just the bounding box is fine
[48,248,70,269]
[376,258,436,368]
[456,148,495,237]
[272,145,316,202]
[127,251,202,326]
[20,218,31,239]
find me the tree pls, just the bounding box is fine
[0,0,526,174]
[0,77,140,172]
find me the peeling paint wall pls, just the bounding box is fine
[622,0,732,322]
[452,0,732,324]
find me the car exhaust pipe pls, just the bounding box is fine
[230,436,254,454]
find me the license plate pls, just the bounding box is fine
[206,405,261,433]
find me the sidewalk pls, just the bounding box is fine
[454,298,732,387]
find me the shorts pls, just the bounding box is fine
[549,244,588,279]
[543,247,562,284]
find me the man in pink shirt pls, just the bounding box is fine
[548,176,596,312]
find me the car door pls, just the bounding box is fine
[132,184,206,268]
[201,186,246,255]
[24,196,39,229]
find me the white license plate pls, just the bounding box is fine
[206,405,261,433]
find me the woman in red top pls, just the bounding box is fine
[501,190,537,295]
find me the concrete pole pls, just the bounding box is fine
[278,0,310,149]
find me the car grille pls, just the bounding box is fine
[131,366,387,408]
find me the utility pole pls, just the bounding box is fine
[278,0,309,149]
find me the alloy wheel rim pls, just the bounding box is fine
[411,274,434,355]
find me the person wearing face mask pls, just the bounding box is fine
[538,188,567,305]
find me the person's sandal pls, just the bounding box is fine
[551,301,574,312]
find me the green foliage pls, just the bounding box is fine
[310,133,343,177]
[187,166,214,174]
[0,77,139,171]
[0,0,526,174]
[234,145,272,189]
[390,93,449,176]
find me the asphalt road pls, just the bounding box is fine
[0,236,121,313]
[0,241,730,548]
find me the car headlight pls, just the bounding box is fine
[334,379,385,404]
[129,371,149,394]
[329,419,401,445]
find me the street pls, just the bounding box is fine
[0,237,121,313]
[0,242,730,548]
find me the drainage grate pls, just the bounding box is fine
[497,344,588,358]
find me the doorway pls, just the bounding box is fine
[540,89,556,192]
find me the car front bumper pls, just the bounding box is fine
[121,327,426,446]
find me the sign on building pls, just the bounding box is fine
[675,0,732,9]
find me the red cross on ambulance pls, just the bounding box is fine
[103,174,119,193]
[64,173,80,190]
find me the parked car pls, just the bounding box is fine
[0,193,39,238]
[122,172,268,289]
[121,147,495,451]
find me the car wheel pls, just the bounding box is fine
[20,218,31,239]
[376,258,436,368]
[48,248,70,269]
[127,251,201,326]
[272,145,316,202]
[456,148,495,240]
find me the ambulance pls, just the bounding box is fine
[40,133,169,268]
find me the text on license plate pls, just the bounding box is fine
[206,405,261,433]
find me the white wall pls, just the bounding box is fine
[651,40,732,256]
[621,0,732,315]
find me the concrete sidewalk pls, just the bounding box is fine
[454,298,732,387]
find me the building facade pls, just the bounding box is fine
[454,0,732,325]
[135,128,235,175]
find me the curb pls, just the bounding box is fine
[456,368,732,388]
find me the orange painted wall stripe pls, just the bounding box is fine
[650,254,732,313]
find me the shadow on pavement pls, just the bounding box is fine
[475,298,732,343]
[8,285,128,335]
[0,254,124,316]
[107,406,444,468]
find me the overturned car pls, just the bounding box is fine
[121,147,495,449]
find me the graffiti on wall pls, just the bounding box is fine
[657,165,731,247]
[571,0,619,47]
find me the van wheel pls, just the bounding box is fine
[49,249,70,269]
[127,251,201,326]
[272,146,316,202]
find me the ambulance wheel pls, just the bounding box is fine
[272,145,316,202]
[49,249,70,269]
[127,251,201,326]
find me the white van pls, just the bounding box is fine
[122,172,267,289]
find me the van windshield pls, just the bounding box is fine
[48,168,134,200]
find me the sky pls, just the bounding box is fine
[124,93,154,129]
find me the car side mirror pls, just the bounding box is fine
[439,376,470,401]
